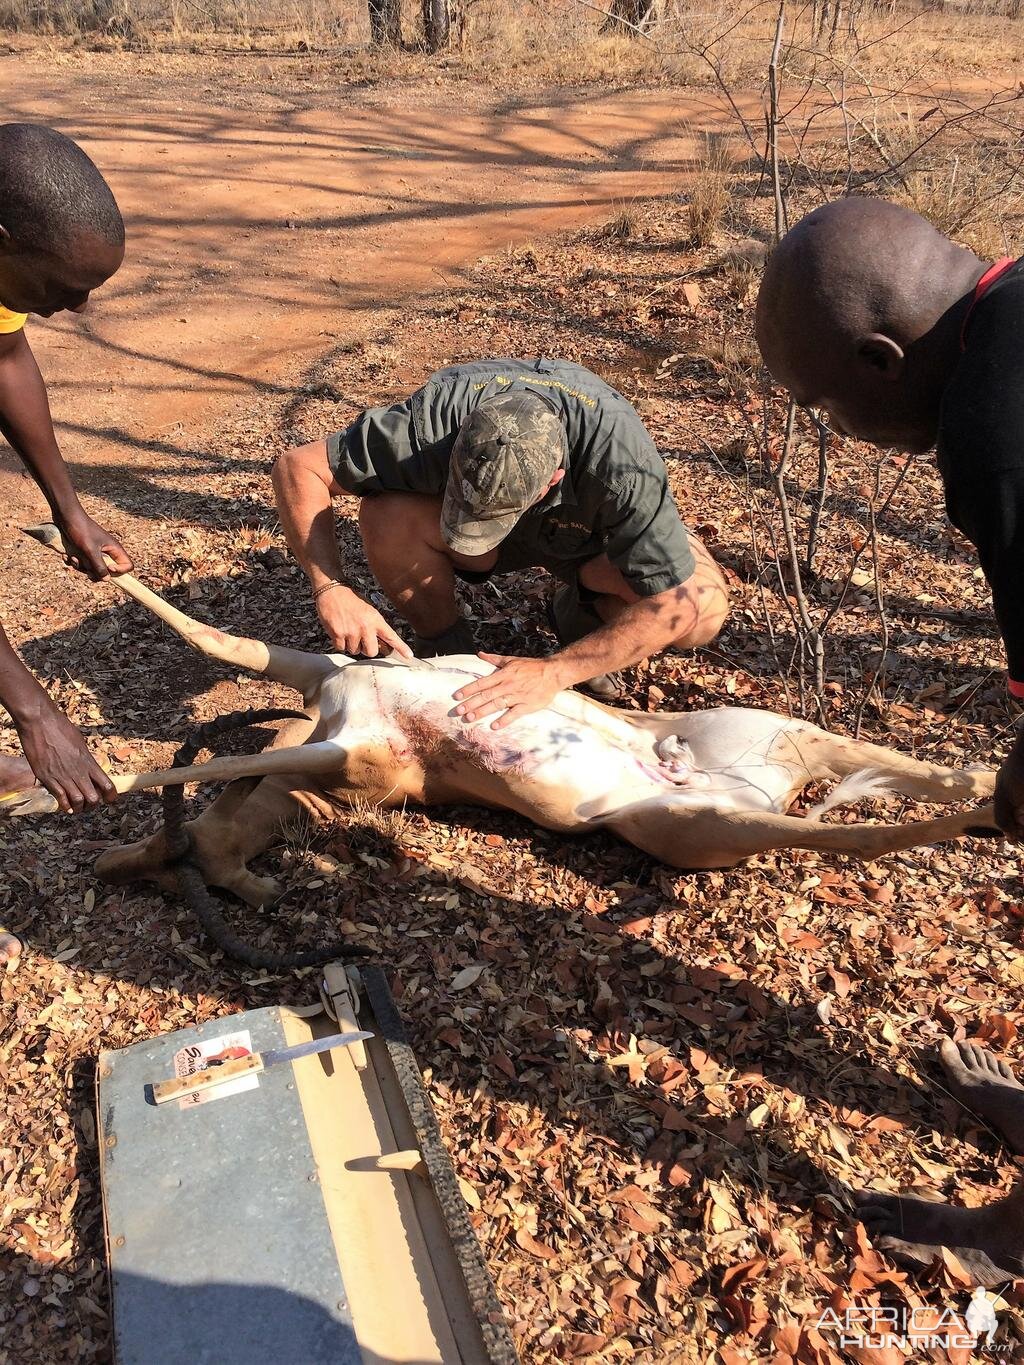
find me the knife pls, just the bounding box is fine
[150,1030,374,1105]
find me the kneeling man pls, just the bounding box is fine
[273,359,728,726]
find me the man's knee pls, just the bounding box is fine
[359,492,442,558]
[671,563,730,648]
[681,609,727,648]
[577,554,634,600]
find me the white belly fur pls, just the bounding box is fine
[313,658,806,823]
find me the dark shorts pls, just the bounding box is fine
[451,517,621,594]
[452,546,593,592]
[446,511,696,645]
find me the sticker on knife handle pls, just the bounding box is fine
[172,1030,258,1109]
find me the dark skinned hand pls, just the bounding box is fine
[56,509,133,581]
[15,702,117,814]
[995,737,1024,839]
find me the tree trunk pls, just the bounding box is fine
[368,0,401,45]
[421,0,449,50]
[602,0,658,32]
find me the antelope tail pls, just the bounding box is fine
[805,769,894,822]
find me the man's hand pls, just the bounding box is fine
[453,654,571,729]
[995,740,1024,839]
[15,704,117,814]
[56,509,133,581]
[316,584,412,659]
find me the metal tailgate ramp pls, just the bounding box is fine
[96,964,518,1365]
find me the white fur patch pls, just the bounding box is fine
[805,769,894,821]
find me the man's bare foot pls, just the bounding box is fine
[854,1183,1024,1287]
[939,1039,1024,1154]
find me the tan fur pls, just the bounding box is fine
[12,527,1000,904]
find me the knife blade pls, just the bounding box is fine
[150,1029,374,1105]
[260,1032,373,1068]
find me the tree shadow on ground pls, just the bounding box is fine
[2,705,1015,1353]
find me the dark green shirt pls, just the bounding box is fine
[327,358,694,596]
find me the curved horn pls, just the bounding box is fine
[22,523,339,697]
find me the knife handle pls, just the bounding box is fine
[322,964,367,1072]
[152,1053,265,1105]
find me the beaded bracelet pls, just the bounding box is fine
[312,580,343,602]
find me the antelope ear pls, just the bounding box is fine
[855,333,905,381]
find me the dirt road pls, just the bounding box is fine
[0,56,740,546]
[5,51,1024,1365]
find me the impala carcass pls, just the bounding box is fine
[7,525,999,910]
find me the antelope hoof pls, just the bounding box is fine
[2,788,60,817]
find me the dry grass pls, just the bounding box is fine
[0,0,682,80]
[352,339,403,383]
[869,106,1024,259]
[600,200,640,241]
[686,133,734,248]
[898,156,1023,261]
[599,194,668,242]
[771,98,1024,261]
[3,0,1023,98]
[739,28,1024,265]
[0,0,356,46]
[716,239,766,302]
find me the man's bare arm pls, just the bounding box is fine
[272,440,411,658]
[0,330,131,578]
[0,331,127,808]
[272,439,349,589]
[0,621,116,812]
[454,584,697,727]
[553,586,699,685]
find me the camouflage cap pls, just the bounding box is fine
[440,389,567,555]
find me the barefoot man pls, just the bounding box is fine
[0,124,131,814]
[856,1040,1024,1286]
[273,359,729,725]
[756,198,1024,840]
[757,200,1024,1284]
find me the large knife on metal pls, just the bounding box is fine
[149,1030,374,1105]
